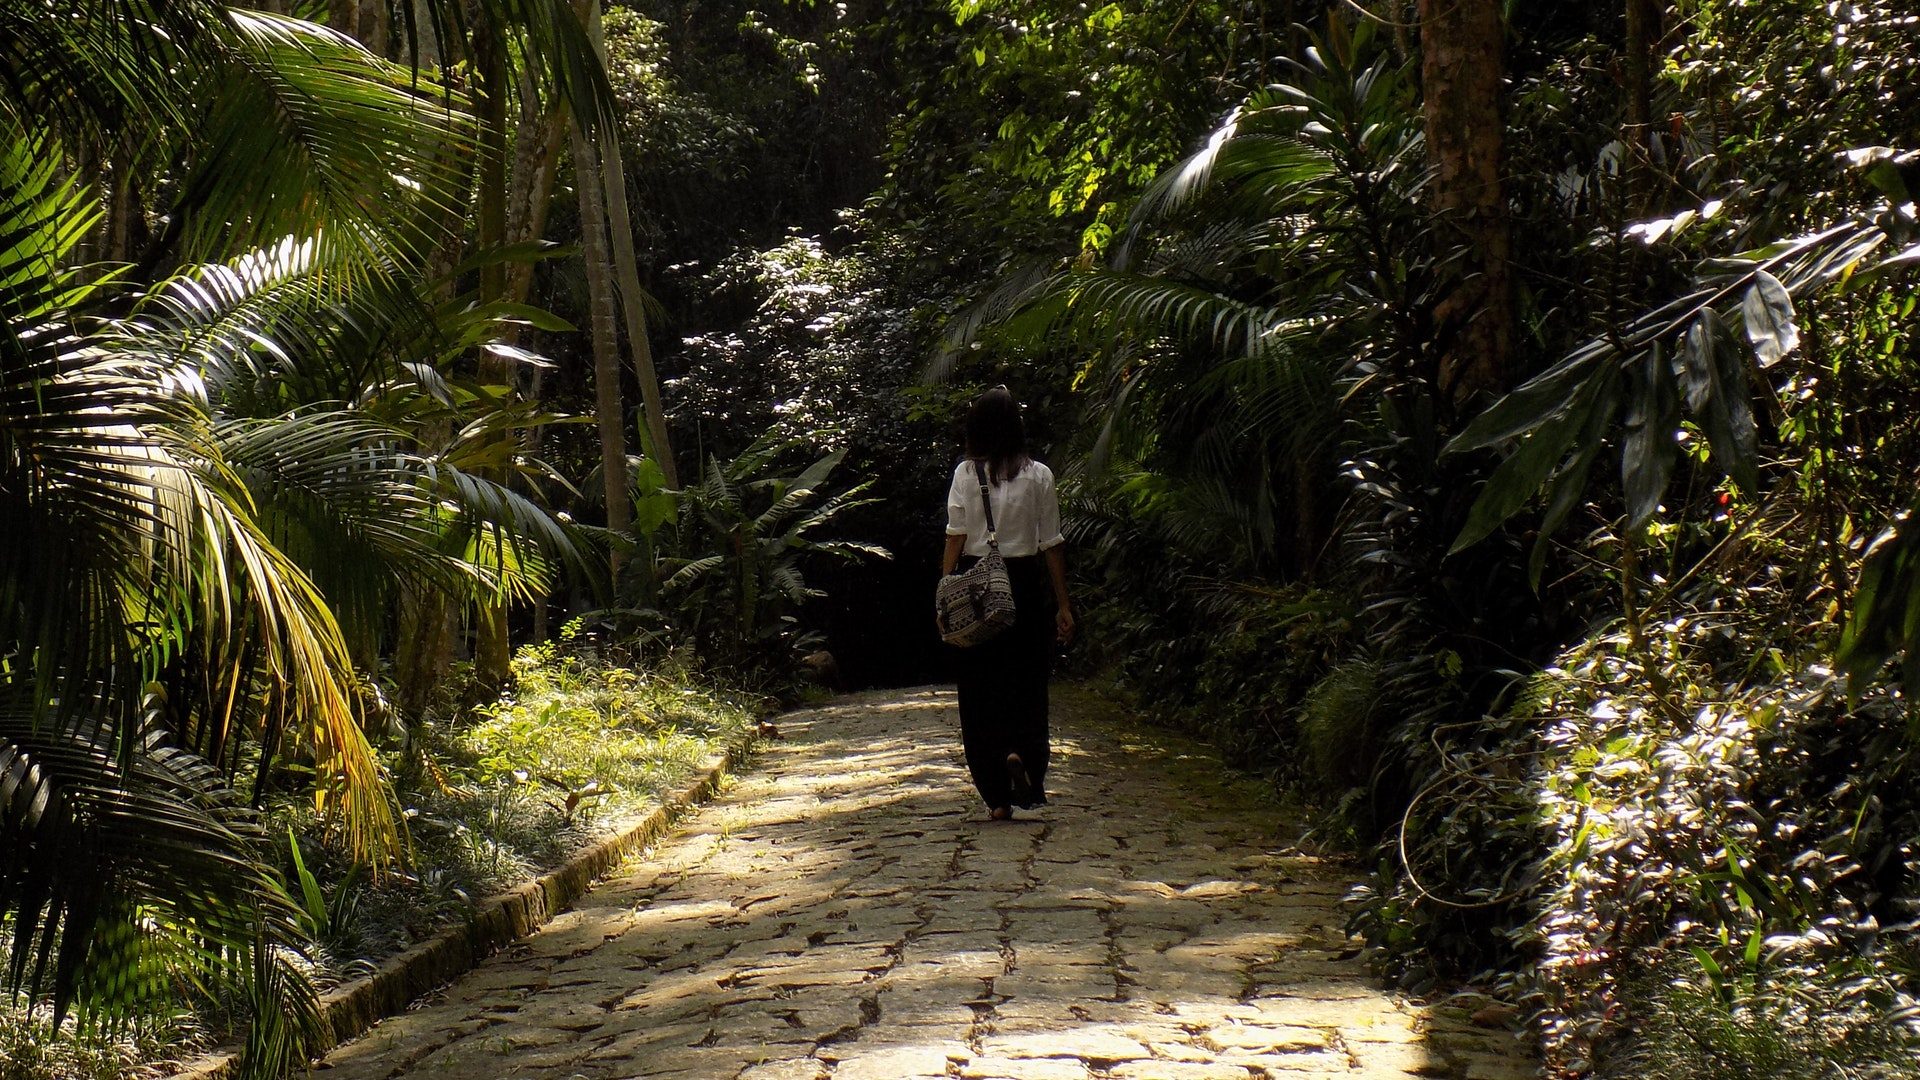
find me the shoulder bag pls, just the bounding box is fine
[935,461,1017,647]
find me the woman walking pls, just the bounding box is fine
[942,387,1074,821]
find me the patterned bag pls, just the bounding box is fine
[935,461,1017,647]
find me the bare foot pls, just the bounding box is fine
[989,806,1013,822]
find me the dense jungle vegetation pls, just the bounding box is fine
[6,0,1920,1076]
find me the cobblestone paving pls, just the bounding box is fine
[321,687,1534,1080]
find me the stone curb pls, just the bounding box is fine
[169,735,758,1080]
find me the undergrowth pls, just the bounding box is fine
[0,1009,204,1080]
[279,632,762,986]
[1605,949,1920,1079]
[1516,614,1920,1077]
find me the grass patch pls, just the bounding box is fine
[281,636,763,985]
[0,1008,207,1080]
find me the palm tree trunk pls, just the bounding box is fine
[581,0,677,487]
[570,107,634,590]
[509,81,571,641]
[1418,0,1513,409]
[508,88,570,308]
[106,146,142,263]
[471,14,515,690]
[390,50,474,718]
[394,585,459,717]
[362,0,390,56]
[397,0,443,65]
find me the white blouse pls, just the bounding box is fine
[945,458,1065,558]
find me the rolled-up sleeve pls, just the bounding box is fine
[945,467,968,536]
[1037,467,1065,550]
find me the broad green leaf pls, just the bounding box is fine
[1445,348,1606,453]
[1842,507,1920,699]
[632,456,669,494]
[1683,310,1760,492]
[1450,388,1593,555]
[468,300,576,334]
[1527,362,1624,588]
[1740,270,1798,368]
[632,462,677,538]
[1622,344,1680,529]
[1846,145,1915,201]
[1530,439,1602,591]
[1691,945,1725,987]
[451,240,572,277]
[1678,312,1715,412]
[287,827,328,935]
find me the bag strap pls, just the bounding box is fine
[974,459,999,548]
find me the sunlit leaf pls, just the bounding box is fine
[1740,270,1799,368]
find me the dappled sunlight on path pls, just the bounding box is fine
[319,688,1532,1079]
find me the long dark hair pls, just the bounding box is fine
[965,385,1031,485]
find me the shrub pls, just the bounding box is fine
[1604,949,1920,1079]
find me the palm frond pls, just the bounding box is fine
[661,553,726,591]
[0,694,322,1071]
[175,11,474,266]
[929,257,1065,381]
[3,301,396,869]
[0,132,99,324]
[426,459,593,602]
[217,411,452,640]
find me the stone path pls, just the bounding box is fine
[320,687,1532,1080]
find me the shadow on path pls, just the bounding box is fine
[319,686,1534,1080]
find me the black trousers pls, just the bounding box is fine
[952,554,1053,808]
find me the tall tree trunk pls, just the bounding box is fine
[106,146,144,264]
[471,15,516,690]
[1623,0,1661,214]
[361,0,390,56]
[581,0,678,487]
[325,2,391,57]
[393,585,459,717]
[390,48,473,718]
[396,0,443,65]
[508,78,572,641]
[507,83,570,308]
[1418,0,1512,408]
[570,111,634,591]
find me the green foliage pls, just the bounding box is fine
[1,1,477,267]
[591,0,887,281]
[957,18,1427,576]
[649,435,889,682]
[464,637,750,798]
[948,6,1920,1076]
[1512,566,1920,1071]
[0,1006,203,1080]
[287,635,757,976]
[669,236,922,449]
[888,0,1277,256]
[0,119,384,1075]
[1,0,625,1070]
[1607,951,1920,1080]
[1445,205,1912,551]
[1070,567,1353,793]
[1298,660,1385,795]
